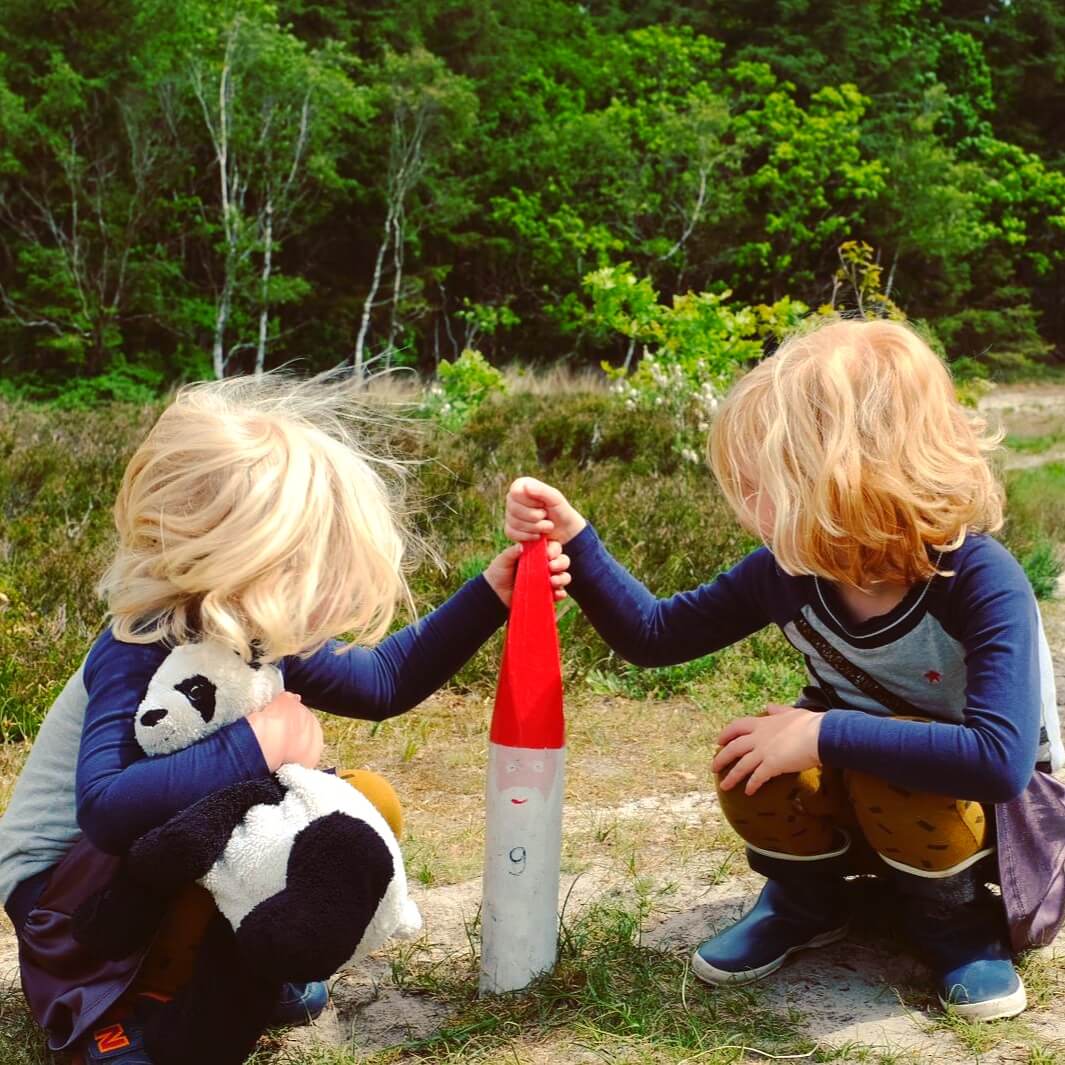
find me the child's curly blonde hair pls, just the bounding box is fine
[98,371,411,662]
[709,317,1004,587]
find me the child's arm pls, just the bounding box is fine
[76,633,289,854]
[280,543,570,720]
[506,477,775,665]
[715,537,1043,803]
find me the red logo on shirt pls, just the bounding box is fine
[924,670,942,684]
[93,1024,131,1054]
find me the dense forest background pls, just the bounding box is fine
[2,0,1064,399]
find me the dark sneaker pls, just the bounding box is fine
[888,863,1027,1022]
[270,981,329,1026]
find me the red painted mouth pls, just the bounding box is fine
[510,798,527,805]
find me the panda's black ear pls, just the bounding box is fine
[232,646,262,670]
[175,674,217,723]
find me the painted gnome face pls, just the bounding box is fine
[135,641,282,755]
[493,746,562,808]
[487,744,564,879]
[479,537,565,994]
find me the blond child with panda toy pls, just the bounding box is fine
[0,372,571,1065]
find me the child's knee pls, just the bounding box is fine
[844,769,989,873]
[339,768,404,838]
[716,769,838,857]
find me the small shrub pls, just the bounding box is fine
[584,263,811,457]
[1019,541,1063,601]
[423,348,507,429]
[587,655,718,699]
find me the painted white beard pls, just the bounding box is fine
[479,743,565,994]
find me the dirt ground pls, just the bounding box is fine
[2,383,1064,1063]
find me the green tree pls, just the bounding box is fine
[184,6,366,377]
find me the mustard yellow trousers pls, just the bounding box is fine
[717,764,991,875]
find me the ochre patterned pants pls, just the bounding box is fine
[717,764,990,874]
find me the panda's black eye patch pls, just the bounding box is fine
[175,674,217,723]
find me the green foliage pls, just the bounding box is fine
[1004,463,1065,601]
[730,73,888,294]
[2,395,1063,743]
[422,348,506,429]
[585,262,809,454]
[1019,541,1063,602]
[2,1,1065,376]
[0,400,159,739]
[829,241,904,320]
[587,655,718,700]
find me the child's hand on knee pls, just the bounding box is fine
[247,690,324,771]
[485,540,572,607]
[506,477,586,545]
[712,704,824,796]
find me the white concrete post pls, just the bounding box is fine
[479,537,565,995]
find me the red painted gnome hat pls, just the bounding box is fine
[489,537,564,749]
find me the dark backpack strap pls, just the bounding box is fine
[793,614,925,717]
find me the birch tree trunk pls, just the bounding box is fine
[353,204,395,379]
[255,195,273,375]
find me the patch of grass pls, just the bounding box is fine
[586,656,719,700]
[1005,463,1065,550]
[354,895,810,1065]
[1019,541,1064,600]
[1003,462,1065,599]
[930,1007,1037,1057]
[1016,948,1065,1011]
[0,986,49,1065]
[1005,431,1065,454]
[1026,1045,1065,1065]
[817,1043,923,1064]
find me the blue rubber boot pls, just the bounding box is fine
[270,981,329,1026]
[691,843,850,986]
[889,862,1026,1021]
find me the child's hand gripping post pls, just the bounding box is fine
[505,477,587,545]
[484,539,572,606]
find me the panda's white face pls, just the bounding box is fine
[135,640,284,756]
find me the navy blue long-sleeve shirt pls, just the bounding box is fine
[75,574,508,854]
[564,524,1059,803]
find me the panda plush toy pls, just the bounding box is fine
[73,639,422,1061]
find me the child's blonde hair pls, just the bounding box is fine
[709,317,1004,587]
[98,371,410,661]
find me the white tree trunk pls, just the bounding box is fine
[353,205,395,378]
[387,204,405,360]
[212,284,230,379]
[256,196,273,375]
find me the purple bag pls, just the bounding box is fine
[15,836,147,1051]
[996,768,1065,953]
